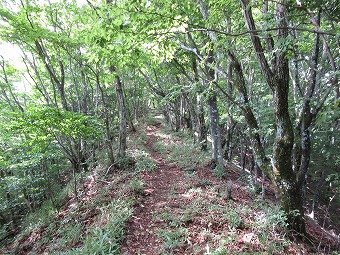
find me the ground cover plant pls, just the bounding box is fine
[1,115,339,254]
[121,117,339,254]
[0,0,339,251]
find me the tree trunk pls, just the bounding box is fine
[96,70,115,164]
[111,66,127,158]
[272,77,304,233]
[34,40,69,111]
[240,0,305,234]
[208,92,223,166]
[192,58,207,150]
[197,93,207,150]
[294,13,320,198]
[224,120,234,161]
[228,51,272,179]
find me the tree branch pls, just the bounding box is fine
[189,26,336,37]
[175,41,227,79]
[239,0,275,91]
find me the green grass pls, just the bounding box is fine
[134,154,158,172]
[157,227,188,252]
[65,199,133,255]
[167,142,209,169]
[213,164,228,179]
[2,158,140,255]
[128,177,145,196]
[153,168,298,255]
[152,130,210,170]
[152,140,168,154]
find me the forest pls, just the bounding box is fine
[0,0,339,254]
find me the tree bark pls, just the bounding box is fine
[192,58,207,150]
[240,0,305,234]
[204,40,223,166]
[110,66,127,158]
[208,92,223,166]
[228,51,272,179]
[0,57,24,112]
[34,40,69,111]
[95,69,115,164]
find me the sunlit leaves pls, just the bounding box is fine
[16,106,102,142]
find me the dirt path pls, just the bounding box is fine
[120,124,186,255]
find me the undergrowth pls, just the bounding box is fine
[65,199,133,255]
[0,121,155,255]
[2,115,337,254]
[155,179,300,254]
[152,128,210,170]
[150,124,305,255]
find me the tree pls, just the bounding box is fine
[239,0,305,233]
[0,0,338,238]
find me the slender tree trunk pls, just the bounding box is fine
[208,92,223,166]
[21,52,55,107]
[194,0,222,160]
[110,66,127,158]
[174,99,181,132]
[197,93,207,150]
[79,53,88,115]
[295,12,320,192]
[192,58,207,150]
[224,118,235,161]
[205,45,223,165]
[185,93,197,132]
[34,40,68,111]
[228,51,272,179]
[96,70,115,164]
[0,57,24,112]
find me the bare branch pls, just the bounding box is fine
[189,26,335,37]
[175,41,227,79]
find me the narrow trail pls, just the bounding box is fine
[120,124,186,254]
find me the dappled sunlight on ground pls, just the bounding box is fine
[2,118,338,254]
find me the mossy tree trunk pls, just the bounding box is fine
[240,0,305,234]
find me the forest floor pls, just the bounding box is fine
[120,118,339,254]
[1,115,339,254]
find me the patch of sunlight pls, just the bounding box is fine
[128,148,151,158]
[182,188,203,199]
[153,132,182,147]
[154,132,171,139]
[154,114,164,120]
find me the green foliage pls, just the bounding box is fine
[135,154,158,172]
[115,156,134,170]
[157,227,188,252]
[59,221,83,247]
[213,164,227,179]
[0,0,338,251]
[223,204,244,230]
[0,105,103,242]
[8,106,102,144]
[129,177,145,196]
[155,131,210,169]
[65,199,133,255]
[152,140,168,154]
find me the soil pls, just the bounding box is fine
[120,124,186,254]
[120,123,340,254]
[1,121,339,254]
